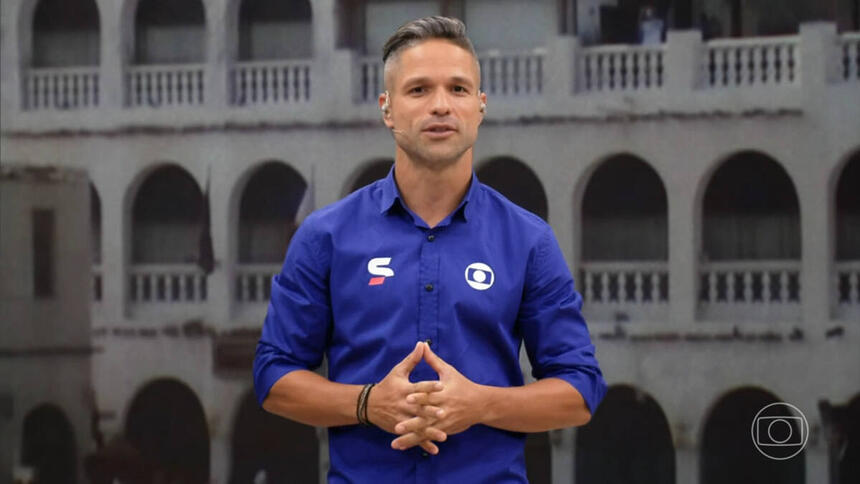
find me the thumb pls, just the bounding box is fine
[421,342,448,376]
[393,341,425,375]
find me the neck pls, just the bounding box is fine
[393,150,473,228]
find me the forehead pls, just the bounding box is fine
[389,39,479,86]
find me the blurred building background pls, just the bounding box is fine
[0,0,858,483]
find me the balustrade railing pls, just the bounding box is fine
[23,67,99,110]
[128,264,207,303]
[579,261,669,322]
[235,264,280,303]
[699,260,800,320]
[579,44,664,92]
[479,48,545,96]
[358,48,546,102]
[231,60,311,106]
[358,57,383,103]
[702,36,798,88]
[840,33,860,82]
[835,260,860,320]
[126,64,204,108]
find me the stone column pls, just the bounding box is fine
[99,0,127,108]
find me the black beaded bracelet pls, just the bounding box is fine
[356,383,375,426]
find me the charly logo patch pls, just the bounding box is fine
[368,257,394,286]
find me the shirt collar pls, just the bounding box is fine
[378,164,480,223]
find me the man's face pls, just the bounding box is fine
[381,39,486,169]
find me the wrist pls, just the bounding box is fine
[474,383,495,426]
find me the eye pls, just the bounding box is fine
[409,86,425,94]
[452,85,468,94]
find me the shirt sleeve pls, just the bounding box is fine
[519,226,608,415]
[253,218,332,407]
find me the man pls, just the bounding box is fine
[254,16,606,483]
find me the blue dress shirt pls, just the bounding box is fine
[254,168,607,483]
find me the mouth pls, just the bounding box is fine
[422,123,457,138]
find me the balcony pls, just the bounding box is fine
[4,24,856,133]
[699,260,801,322]
[126,64,205,108]
[128,264,208,321]
[233,263,280,323]
[579,261,669,323]
[835,260,860,321]
[230,60,312,106]
[23,66,100,110]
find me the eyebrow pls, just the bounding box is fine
[401,75,476,88]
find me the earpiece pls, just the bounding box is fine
[381,91,391,115]
[480,102,486,113]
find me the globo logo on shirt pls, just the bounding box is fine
[465,262,494,290]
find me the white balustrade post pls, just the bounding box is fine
[664,30,702,94]
[543,36,577,99]
[799,22,839,91]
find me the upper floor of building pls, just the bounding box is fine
[1,0,858,133]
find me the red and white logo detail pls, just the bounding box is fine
[368,257,394,286]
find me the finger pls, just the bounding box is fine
[419,440,440,455]
[423,426,447,442]
[421,342,448,375]
[392,432,427,451]
[410,380,444,394]
[415,404,445,420]
[393,341,425,375]
[405,392,443,407]
[391,429,446,451]
[394,416,429,435]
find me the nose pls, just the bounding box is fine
[429,89,452,116]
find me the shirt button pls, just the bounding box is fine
[422,452,429,458]
[427,234,436,242]
[424,338,432,346]
[425,283,434,292]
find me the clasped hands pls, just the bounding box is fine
[366,341,485,455]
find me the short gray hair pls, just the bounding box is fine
[382,16,480,89]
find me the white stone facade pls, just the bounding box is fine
[1,0,858,483]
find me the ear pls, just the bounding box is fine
[379,91,394,129]
[478,91,487,122]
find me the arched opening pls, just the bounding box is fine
[90,182,101,264]
[477,157,548,221]
[699,151,801,319]
[31,0,100,67]
[125,379,210,484]
[228,390,319,483]
[701,387,804,484]
[703,152,800,261]
[238,162,307,263]
[134,0,206,64]
[22,403,78,484]
[582,155,667,261]
[346,159,393,195]
[575,384,675,484]
[132,165,203,264]
[835,151,860,316]
[525,431,551,484]
[821,392,860,484]
[90,182,102,301]
[578,155,668,321]
[238,0,312,60]
[836,152,860,261]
